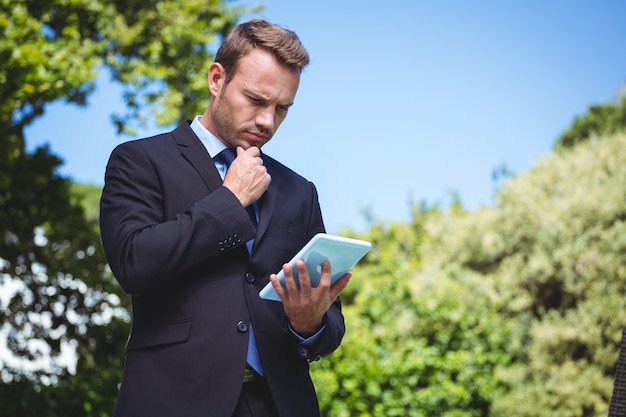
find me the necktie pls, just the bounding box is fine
[213,148,263,376]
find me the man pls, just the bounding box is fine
[100,19,351,417]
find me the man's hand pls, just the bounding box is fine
[223,146,271,207]
[269,260,352,337]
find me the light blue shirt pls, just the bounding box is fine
[190,116,228,174]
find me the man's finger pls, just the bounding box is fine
[282,262,300,293]
[269,273,287,300]
[295,259,312,289]
[316,260,332,291]
[329,272,352,300]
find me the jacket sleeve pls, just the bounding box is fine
[99,140,255,296]
[289,300,345,361]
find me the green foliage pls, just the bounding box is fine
[0,0,252,137]
[486,133,626,417]
[555,96,626,150]
[0,143,129,415]
[70,182,105,223]
[312,212,511,416]
[313,133,626,416]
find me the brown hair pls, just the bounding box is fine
[215,19,310,84]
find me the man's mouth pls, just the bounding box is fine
[246,131,270,142]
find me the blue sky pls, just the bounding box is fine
[24,0,626,233]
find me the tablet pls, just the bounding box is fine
[259,233,372,302]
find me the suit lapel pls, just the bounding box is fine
[171,122,222,191]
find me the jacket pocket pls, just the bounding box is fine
[127,319,192,351]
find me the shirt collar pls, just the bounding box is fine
[190,115,228,159]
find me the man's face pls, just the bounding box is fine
[205,48,301,149]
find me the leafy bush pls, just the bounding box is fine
[313,132,626,416]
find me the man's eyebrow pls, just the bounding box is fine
[244,88,294,108]
[244,90,265,100]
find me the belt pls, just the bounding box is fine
[243,366,257,383]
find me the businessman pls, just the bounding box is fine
[100,19,351,417]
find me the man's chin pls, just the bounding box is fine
[241,140,267,149]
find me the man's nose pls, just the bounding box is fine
[255,107,275,130]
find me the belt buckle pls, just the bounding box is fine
[243,367,255,383]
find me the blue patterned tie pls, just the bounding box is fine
[213,148,263,375]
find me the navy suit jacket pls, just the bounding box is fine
[100,121,345,417]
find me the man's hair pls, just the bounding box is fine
[215,19,310,84]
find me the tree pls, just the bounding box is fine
[0,146,129,415]
[486,133,626,416]
[554,96,626,150]
[0,1,251,414]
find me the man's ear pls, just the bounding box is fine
[208,62,225,97]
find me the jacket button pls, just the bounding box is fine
[245,273,255,283]
[237,321,248,333]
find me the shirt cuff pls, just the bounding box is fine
[289,324,326,345]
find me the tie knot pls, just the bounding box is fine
[214,148,236,167]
